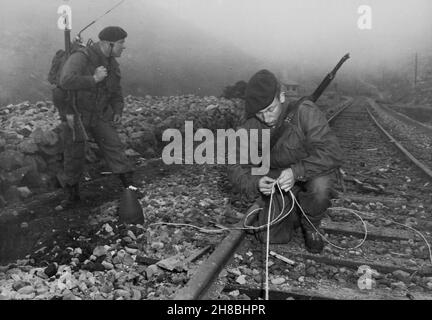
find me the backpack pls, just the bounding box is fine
[47,43,91,118]
[47,41,86,86]
[47,49,68,86]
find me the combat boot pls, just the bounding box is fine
[302,228,324,254]
[119,172,134,188]
[61,183,80,208]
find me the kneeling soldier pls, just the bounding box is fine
[228,70,343,253]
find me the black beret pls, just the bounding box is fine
[245,69,278,119]
[98,26,128,42]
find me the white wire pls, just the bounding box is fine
[264,183,276,301]
[147,185,432,301]
[378,217,432,266]
[295,200,369,250]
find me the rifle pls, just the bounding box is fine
[75,0,126,45]
[309,53,350,103]
[64,23,89,142]
[270,53,350,149]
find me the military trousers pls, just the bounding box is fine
[62,118,132,186]
[254,173,335,244]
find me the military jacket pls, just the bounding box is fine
[228,100,343,200]
[59,43,124,124]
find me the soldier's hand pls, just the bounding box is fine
[259,176,276,196]
[66,114,74,129]
[278,168,294,192]
[66,114,76,141]
[113,114,122,124]
[93,66,108,83]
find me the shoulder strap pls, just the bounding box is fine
[269,97,307,150]
[71,47,99,69]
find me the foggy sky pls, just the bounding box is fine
[2,0,431,72]
[152,0,432,72]
[1,0,432,102]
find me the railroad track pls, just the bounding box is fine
[175,97,432,300]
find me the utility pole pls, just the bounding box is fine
[414,52,418,88]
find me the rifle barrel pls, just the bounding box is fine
[64,29,71,56]
[309,53,350,102]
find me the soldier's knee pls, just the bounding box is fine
[308,176,332,197]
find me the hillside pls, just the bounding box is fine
[0,0,260,105]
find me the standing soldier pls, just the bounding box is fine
[229,70,343,253]
[58,26,134,207]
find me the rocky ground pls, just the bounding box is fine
[0,93,352,300]
[0,160,251,300]
[0,93,254,300]
[0,95,244,208]
[368,99,432,168]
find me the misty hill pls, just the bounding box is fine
[0,0,260,105]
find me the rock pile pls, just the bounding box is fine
[0,96,245,206]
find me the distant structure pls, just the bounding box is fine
[279,70,300,97]
[284,80,300,97]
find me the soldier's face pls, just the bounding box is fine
[111,39,126,57]
[255,94,283,127]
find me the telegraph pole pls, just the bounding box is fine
[414,52,418,88]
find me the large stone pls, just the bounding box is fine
[271,277,286,285]
[44,263,58,277]
[17,286,35,295]
[391,281,407,290]
[236,275,247,285]
[39,143,63,156]
[92,246,108,258]
[12,281,31,291]
[129,129,157,155]
[22,155,38,171]
[392,270,411,283]
[4,166,32,184]
[32,155,47,172]
[114,289,131,300]
[29,128,45,145]
[18,139,39,154]
[4,186,20,203]
[22,170,48,188]
[0,137,6,149]
[0,150,25,170]
[0,195,6,208]
[17,187,32,199]
[146,264,164,280]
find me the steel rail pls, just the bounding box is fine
[366,101,432,181]
[173,204,259,300]
[328,98,354,123]
[174,99,353,300]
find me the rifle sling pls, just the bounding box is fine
[270,97,309,150]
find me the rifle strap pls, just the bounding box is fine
[270,97,309,150]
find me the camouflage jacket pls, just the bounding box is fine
[228,100,343,201]
[59,43,124,124]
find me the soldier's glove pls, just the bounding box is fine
[93,66,108,83]
[277,168,295,192]
[258,176,275,196]
[66,114,76,141]
[113,113,122,124]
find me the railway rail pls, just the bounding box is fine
[1,96,432,301]
[175,97,432,300]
